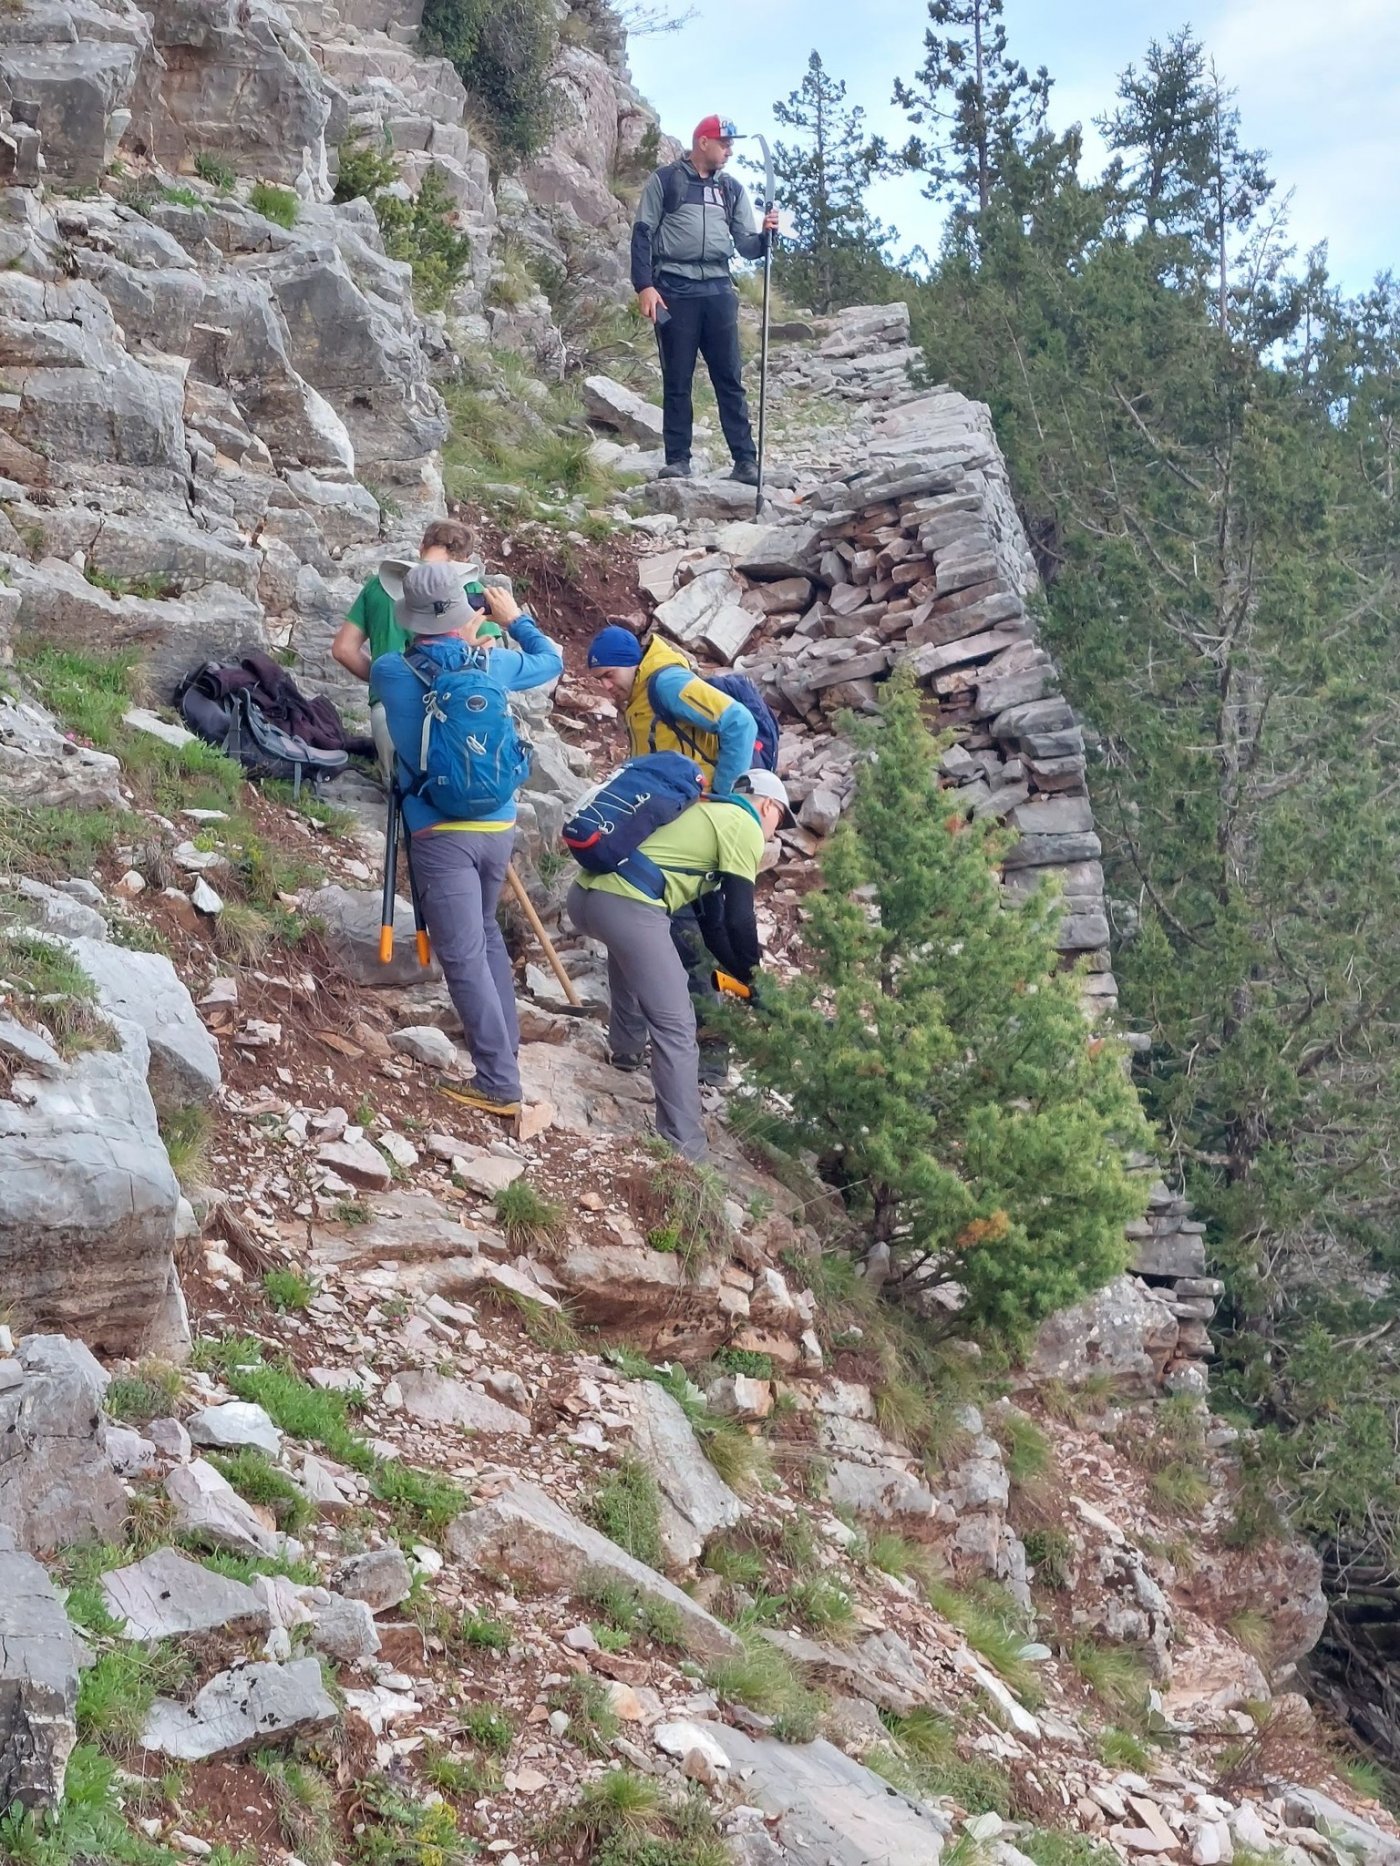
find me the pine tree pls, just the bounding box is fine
[892,0,1051,219]
[731,674,1150,1340]
[762,51,896,314]
[1098,30,1271,324]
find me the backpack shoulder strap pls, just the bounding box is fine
[660,160,690,223]
[720,171,744,219]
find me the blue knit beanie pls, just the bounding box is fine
[587,624,644,670]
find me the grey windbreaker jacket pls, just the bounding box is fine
[630,158,765,290]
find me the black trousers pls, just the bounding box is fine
[655,284,756,467]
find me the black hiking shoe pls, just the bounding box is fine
[607,1049,646,1073]
[657,459,692,479]
[729,459,760,486]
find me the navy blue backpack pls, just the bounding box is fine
[647,670,782,775]
[562,753,707,899]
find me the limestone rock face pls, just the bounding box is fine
[624,1380,743,1567]
[1027,1274,1180,1396]
[142,1655,338,1761]
[0,1026,181,1357]
[57,936,221,1113]
[0,1542,80,1816]
[137,0,332,187]
[0,692,125,812]
[0,1337,128,1554]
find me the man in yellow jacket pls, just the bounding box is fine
[586,624,757,795]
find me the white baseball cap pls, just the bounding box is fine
[736,768,795,827]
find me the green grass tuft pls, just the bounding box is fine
[1070,1637,1151,1721]
[706,1625,823,1742]
[105,1362,182,1427]
[207,1446,313,1535]
[578,1569,687,1651]
[263,1266,316,1312]
[249,181,298,228]
[158,1104,213,1189]
[588,1455,666,1568]
[493,1176,566,1249]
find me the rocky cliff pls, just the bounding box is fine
[0,2,1390,1861]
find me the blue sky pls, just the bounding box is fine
[628,0,1399,292]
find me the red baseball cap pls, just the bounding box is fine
[694,115,739,142]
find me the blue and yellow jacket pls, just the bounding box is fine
[624,637,757,796]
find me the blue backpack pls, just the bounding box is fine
[647,669,782,775]
[562,752,706,899]
[401,639,531,818]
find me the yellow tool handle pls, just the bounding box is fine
[712,970,752,1001]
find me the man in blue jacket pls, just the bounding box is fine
[631,114,779,484]
[376,560,563,1117]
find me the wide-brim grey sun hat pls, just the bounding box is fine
[384,558,478,636]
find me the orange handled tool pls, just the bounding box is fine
[712,970,752,1001]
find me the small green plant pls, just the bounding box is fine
[1227,1607,1275,1664]
[589,1455,665,1567]
[868,1530,942,1589]
[104,1362,182,1427]
[1069,1637,1151,1722]
[1022,1525,1073,1590]
[548,1674,619,1758]
[785,1575,856,1640]
[353,1774,474,1864]
[703,1533,768,1589]
[1338,1755,1395,1805]
[256,1750,336,1866]
[1020,1831,1123,1866]
[539,1768,731,1866]
[578,1569,687,1651]
[925,1577,1038,1701]
[0,928,115,1057]
[0,1743,176,1863]
[459,1607,512,1650]
[211,901,276,964]
[1100,1726,1152,1770]
[421,1746,499,1799]
[200,1548,320,1587]
[333,134,400,203]
[158,1103,213,1189]
[372,166,472,310]
[250,181,298,228]
[631,1153,730,1275]
[194,151,237,190]
[706,1625,822,1742]
[715,1345,775,1379]
[992,1408,1051,1488]
[163,184,201,207]
[872,1707,1015,1816]
[208,1446,313,1535]
[472,1278,581,1351]
[1149,1458,1212,1518]
[78,1641,192,1750]
[263,1265,317,1312]
[494,1176,565,1248]
[456,1700,514,1754]
[333,1200,372,1226]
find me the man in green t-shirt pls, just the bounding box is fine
[332,517,479,776]
[565,770,793,1162]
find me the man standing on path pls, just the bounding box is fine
[631,115,779,485]
[567,771,794,1161]
[331,518,479,779]
[375,562,564,1118]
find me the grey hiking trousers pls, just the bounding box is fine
[566,880,707,1163]
[411,827,521,1102]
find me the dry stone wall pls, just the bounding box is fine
[626,307,1216,1389]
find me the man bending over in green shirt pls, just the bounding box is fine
[332,518,478,778]
[566,769,793,1163]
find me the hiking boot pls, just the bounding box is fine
[607,1049,646,1073]
[728,459,760,486]
[657,459,692,479]
[440,1084,521,1118]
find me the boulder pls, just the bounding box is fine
[13,560,265,701]
[0,1336,127,1555]
[166,1458,301,1563]
[393,1369,532,1437]
[1026,1274,1179,1396]
[1182,1539,1327,1669]
[100,1548,271,1642]
[445,1479,741,1662]
[56,936,221,1113]
[0,693,125,813]
[302,1590,381,1662]
[186,1401,282,1457]
[0,1544,79,1816]
[1281,1790,1400,1866]
[331,1547,413,1612]
[691,1724,945,1864]
[583,375,664,446]
[142,1655,337,1762]
[0,1024,181,1356]
[307,885,440,987]
[625,1381,742,1567]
